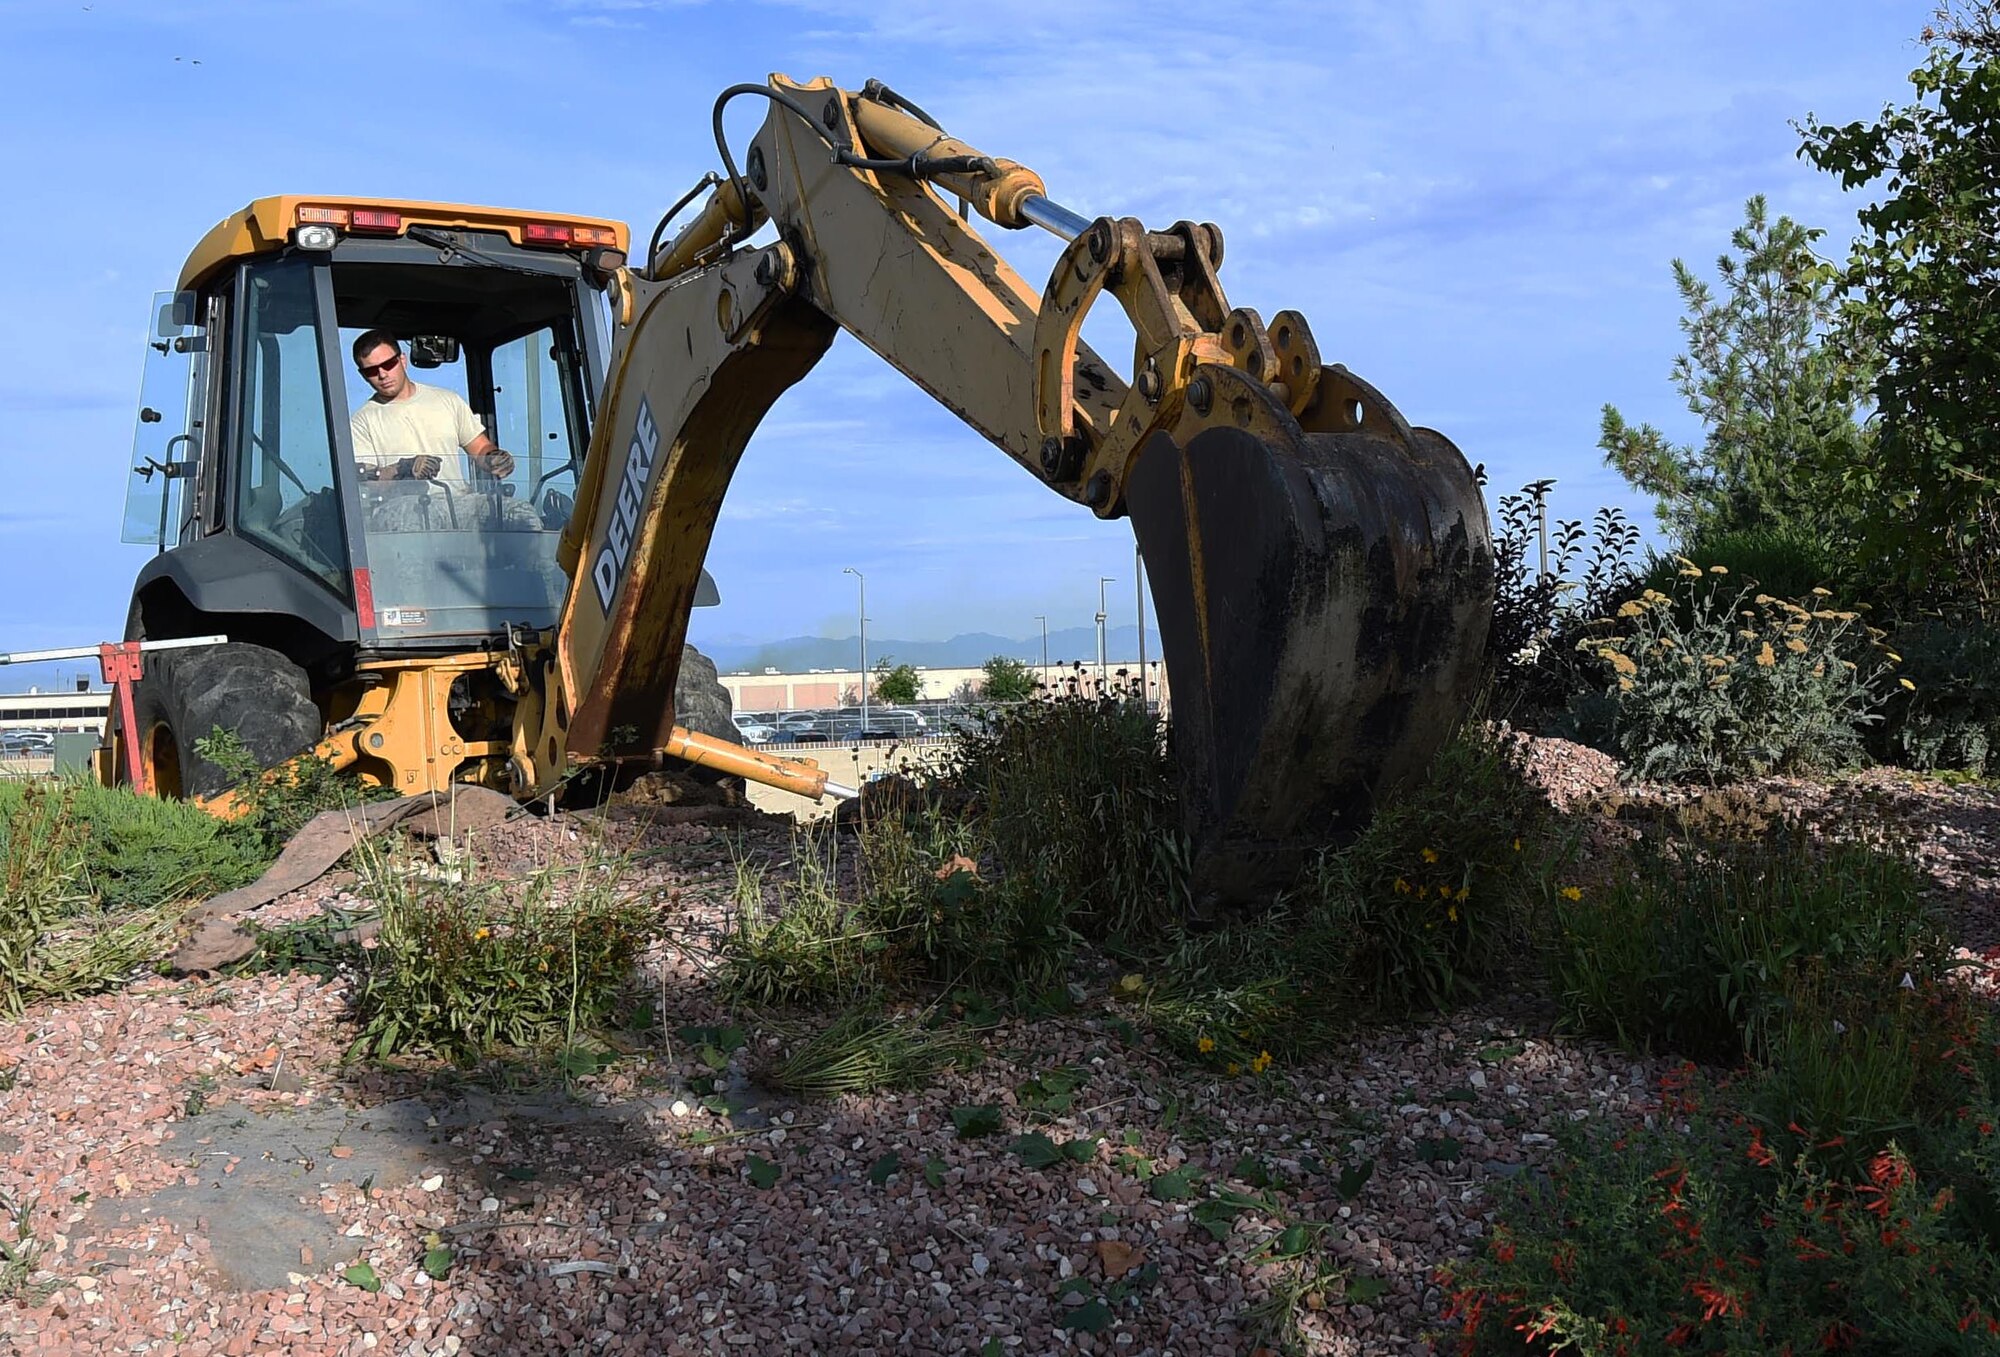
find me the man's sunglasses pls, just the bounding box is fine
[358,353,403,379]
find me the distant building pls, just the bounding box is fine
[718,661,1168,713]
[0,689,110,734]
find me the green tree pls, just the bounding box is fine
[979,655,1038,702]
[872,660,922,704]
[1801,4,2000,611]
[1599,196,1869,544]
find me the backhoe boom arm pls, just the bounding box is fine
[522,75,1493,904]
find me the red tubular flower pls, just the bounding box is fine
[1747,1128,1777,1167]
[1866,1150,1910,1192]
[1688,1279,1744,1322]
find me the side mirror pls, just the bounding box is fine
[155,291,197,338]
[408,335,460,369]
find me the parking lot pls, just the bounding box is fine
[731,703,979,747]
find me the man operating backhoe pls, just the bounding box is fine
[349,329,516,491]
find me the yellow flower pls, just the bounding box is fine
[1609,652,1638,677]
[1251,1051,1273,1075]
[1512,837,1522,853]
[1619,678,1635,692]
[1422,847,1439,863]
[1447,905,1460,922]
[474,927,491,940]
[1900,678,1917,691]
[1708,565,1728,574]
[1704,655,1730,668]
[1678,567,1704,579]
[1884,651,1902,663]
[1417,885,1429,899]
[1197,1035,1216,1054]
[1755,593,1776,606]
[1394,876,1412,895]
[1755,642,1776,667]
[1785,637,1808,654]
[1811,586,1832,597]
[1226,1062,1242,1077]
[1616,600,1645,618]
[1559,885,1583,902]
[1812,663,1825,677]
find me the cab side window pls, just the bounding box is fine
[489,324,581,531]
[232,258,349,592]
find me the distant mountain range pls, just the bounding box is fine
[702,625,1164,675]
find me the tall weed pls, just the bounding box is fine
[946,694,1189,939]
[722,814,1078,1008]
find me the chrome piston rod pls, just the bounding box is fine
[1020,194,1091,241]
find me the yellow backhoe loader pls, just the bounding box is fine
[107,75,1492,905]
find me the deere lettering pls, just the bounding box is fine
[591,398,661,613]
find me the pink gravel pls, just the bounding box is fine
[2,742,1996,1356]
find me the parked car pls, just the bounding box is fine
[731,713,777,745]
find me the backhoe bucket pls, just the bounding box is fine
[1126,420,1491,912]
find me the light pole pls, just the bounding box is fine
[1525,478,1556,582]
[1034,615,1048,693]
[1134,544,1148,705]
[1096,576,1114,694]
[843,566,867,736]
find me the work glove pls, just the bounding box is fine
[481,449,516,479]
[400,454,443,480]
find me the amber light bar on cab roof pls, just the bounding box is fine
[291,204,617,252]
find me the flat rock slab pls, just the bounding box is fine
[88,1099,461,1292]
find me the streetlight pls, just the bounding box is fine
[1525,478,1556,582]
[1096,576,1114,694]
[843,566,867,737]
[1033,615,1049,693]
[1134,545,1148,706]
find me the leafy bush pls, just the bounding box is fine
[1572,568,1898,781]
[1876,616,2000,775]
[1549,829,1946,1064]
[0,782,202,1016]
[1635,522,1850,608]
[195,727,395,851]
[350,842,658,1060]
[1485,488,1642,718]
[1135,720,1560,1069]
[1444,995,2000,1356]
[1304,719,1557,1011]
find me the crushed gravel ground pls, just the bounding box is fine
[4,743,1998,1356]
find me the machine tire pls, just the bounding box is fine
[127,642,323,799]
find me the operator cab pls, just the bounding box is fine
[123,197,626,666]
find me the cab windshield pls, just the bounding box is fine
[333,253,595,644]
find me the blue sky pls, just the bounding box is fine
[0,0,1933,673]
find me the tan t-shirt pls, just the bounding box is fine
[350,382,488,491]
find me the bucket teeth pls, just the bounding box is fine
[1125,421,1492,912]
